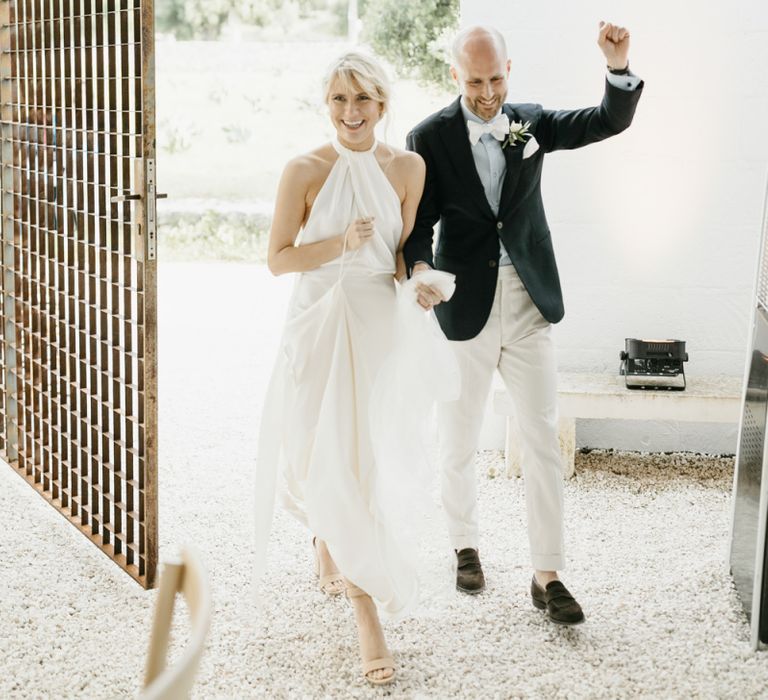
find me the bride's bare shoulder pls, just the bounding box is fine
[382,144,422,166]
[381,144,425,182]
[282,143,338,185]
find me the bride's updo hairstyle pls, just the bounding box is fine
[322,51,391,116]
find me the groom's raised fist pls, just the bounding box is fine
[598,20,630,70]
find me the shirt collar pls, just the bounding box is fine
[460,96,503,125]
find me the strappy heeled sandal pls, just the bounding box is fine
[346,582,396,686]
[312,537,345,596]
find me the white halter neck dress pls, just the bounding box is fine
[255,139,459,617]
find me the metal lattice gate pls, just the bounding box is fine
[730,173,768,649]
[0,0,157,588]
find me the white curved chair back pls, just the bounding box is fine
[139,546,212,700]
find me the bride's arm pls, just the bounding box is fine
[267,157,344,275]
[267,157,374,276]
[395,152,426,281]
[395,152,444,309]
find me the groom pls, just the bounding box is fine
[404,22,643,624]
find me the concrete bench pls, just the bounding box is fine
[493,372,743,478]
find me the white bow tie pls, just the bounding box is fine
[467,113,509,145]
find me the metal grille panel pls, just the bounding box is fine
[0,0,157,587]
[759,178,768,312]
[732,165,768,646]
[732,371,766,618]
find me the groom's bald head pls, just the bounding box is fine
[450,26,511,121]
[451,26,508,69]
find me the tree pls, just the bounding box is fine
[362,0,458,90]
[156,0,343,40]
[156,0,232,40]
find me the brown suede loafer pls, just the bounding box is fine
[530,576,585,626]
[456,548,486,594]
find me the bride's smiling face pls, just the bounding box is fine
[327,78,383,150]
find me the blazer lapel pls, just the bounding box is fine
[438,98,495,221]
[498,103,525,216]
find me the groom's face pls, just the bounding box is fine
[451,42,511,122]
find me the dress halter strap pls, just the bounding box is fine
[333,137,378,282]
[331,136,378,156]
[338,227,354,282]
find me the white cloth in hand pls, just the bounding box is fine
[402,268,457,305]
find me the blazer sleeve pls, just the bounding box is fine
[403,129,440,273]
[536,78,644,153]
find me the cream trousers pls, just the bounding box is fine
[438,265,565,571]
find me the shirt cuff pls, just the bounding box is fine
[606,69,642,91]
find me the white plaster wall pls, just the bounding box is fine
[462,0,768,453]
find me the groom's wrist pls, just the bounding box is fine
[607,61,629,74]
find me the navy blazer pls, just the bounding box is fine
[404,78,644,341]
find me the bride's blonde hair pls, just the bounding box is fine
[322,51,391,115]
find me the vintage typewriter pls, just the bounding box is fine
[619,338,689,390]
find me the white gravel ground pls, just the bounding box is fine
[1,264,767,699]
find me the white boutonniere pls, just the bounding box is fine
[503,120,532,149]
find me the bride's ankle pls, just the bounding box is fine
[349,590,373,609]
[353,602,387,640]
[314,537,331,561]
[350,593,380,620]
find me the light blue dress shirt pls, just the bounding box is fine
[461,70,641,267]
[460,99,513,265]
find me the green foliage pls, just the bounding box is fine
[331,0,350,36]
[156,0,232,40]
[235,0,298,28]
[156,0,346,39]
[221,124,252,144]
[331,0,368,36]
[362,0,458,90]
[158,118,199,154]
[158,210,270,262]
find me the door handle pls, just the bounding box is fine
[110,165,164,261]
[110,193,142,203]
[111,193,169,203]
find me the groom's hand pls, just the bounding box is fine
[413,262,445,311]
[597,20,630,70]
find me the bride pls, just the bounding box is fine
[254,52,457,685]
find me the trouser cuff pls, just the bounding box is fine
[450,534,480,551]
[531,553,565,571]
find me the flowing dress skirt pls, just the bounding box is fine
[255,264,458,617]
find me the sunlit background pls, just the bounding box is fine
[154,0,768,452]
[466,0,768,452]
[154,0,457,260]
